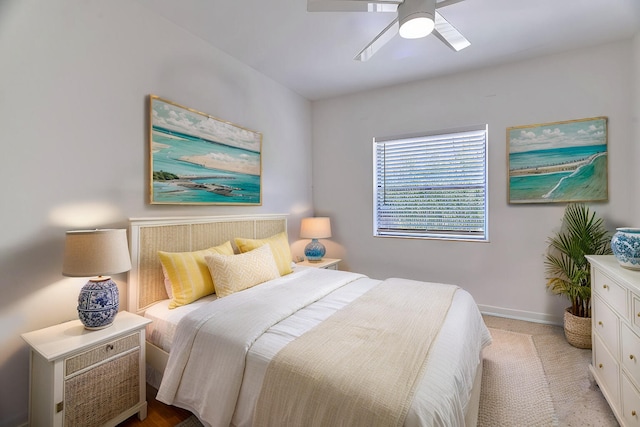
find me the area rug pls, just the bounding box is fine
[478,328,558,426]
[175,415,203,427]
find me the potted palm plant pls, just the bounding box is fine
[544,203,612,349]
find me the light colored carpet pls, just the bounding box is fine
[176,315,619,427]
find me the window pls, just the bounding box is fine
[373,125,488,241]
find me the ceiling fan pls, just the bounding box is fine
[308,0,470,61]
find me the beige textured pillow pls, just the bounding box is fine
[234,232,293,276]
[158,241,234,308]
[205,244,280,298]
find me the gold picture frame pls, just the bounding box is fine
[507,117,608,204]
[149,95,262,205]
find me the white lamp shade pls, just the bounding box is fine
[300,217,332,239]
[62,229,132,277]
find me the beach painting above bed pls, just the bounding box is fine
[507,116,608,204]
[149,95,262,205]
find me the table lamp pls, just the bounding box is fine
[300,217,332,262]
[62,229,132,329]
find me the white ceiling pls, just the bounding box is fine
[137,0,640,101]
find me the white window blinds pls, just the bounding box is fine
[373,125,488,241]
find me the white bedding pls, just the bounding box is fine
[143,266,313,352]
[152,267,491,427]
[145,294,217,353]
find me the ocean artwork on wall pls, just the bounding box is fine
[149,95,262,205]
[507,117,608,204]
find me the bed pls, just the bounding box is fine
[128,215,491,427]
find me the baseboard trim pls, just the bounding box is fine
[479,304,563,326]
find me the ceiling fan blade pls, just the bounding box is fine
[308,0,400,13]
[433,11,470,51]
[435,0,466,9]
[354,17,399,61]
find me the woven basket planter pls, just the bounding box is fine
[564,308,592,349]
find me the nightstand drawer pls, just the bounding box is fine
[593,269,628,317]
[594,294,620,359]
[65,332,139,376]
[64,350,140,426]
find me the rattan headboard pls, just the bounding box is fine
[128,214,288,314]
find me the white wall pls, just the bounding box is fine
[634,33,640,221]
[312,40,637,324]
[0,1,312,425]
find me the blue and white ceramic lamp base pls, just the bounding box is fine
[611,228,640,270]
[304,238,326,262]
[77,277,119,329]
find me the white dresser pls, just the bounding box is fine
[587,255,640,426]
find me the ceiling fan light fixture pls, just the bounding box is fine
[399,15,435,38]
[398,0,436,39]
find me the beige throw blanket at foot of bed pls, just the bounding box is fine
[253,278,458,427]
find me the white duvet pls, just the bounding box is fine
[156,267,491,427]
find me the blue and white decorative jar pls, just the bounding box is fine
[304,238,326,262]
[77,278,119,329]
[611,228,640,270]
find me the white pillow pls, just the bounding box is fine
[205,244,280,298]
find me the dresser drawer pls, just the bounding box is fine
[65,332,140,376]
[622,323,640,388]
[633,293,640,333]
[622,373,640,426]
[593,269,628,317]
[594,294,620,359]
[593,333,620,405]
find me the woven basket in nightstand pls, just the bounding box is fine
[64,334,140,426]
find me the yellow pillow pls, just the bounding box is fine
[205,244,280,298]
[234,232,293,276]
[158,241,234,308]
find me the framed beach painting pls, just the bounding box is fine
[507,117,608,204]
[149,95,262,205]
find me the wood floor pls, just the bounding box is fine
[118,384,193,427]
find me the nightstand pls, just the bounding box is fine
[21,311,152,427]
[297,258,341,270]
